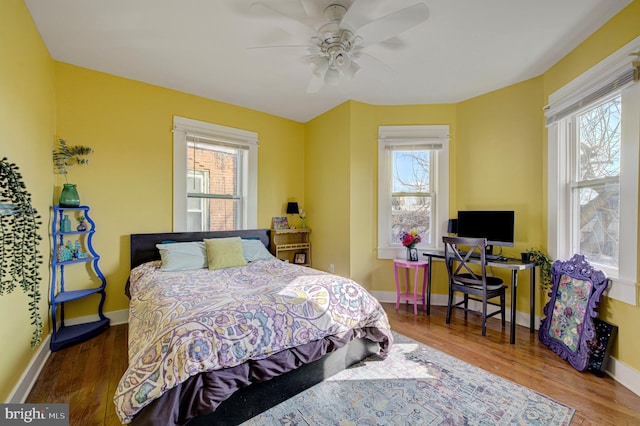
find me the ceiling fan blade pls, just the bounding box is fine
[247,44,312,52]
[354,53,397,82]
[250,2,317,37]
[306,73,325,93]
[339,0,372,33]
[300,0,325,18]
[355,3,429,46]
[340,59,361,79]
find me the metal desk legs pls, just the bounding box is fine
[529,267,536,333]
[510,270,518,344]
[510,267,537,344]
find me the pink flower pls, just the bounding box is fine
[400,229,422,248]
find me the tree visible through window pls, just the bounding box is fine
[392,150,432,245]
[573,96,620,267]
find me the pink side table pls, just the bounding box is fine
[393,259,429,315]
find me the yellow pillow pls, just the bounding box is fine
[204,237,247,270]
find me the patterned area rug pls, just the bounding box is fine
[243,332,575,425]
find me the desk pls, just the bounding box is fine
[423,250,536,344]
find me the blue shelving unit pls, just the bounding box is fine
[50,205,109,351]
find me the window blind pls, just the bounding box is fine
[186,133,251,150]
[545,67,636,125]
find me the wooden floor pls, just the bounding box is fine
[26,303,640,425]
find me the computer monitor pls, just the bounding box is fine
[456,210,515,251]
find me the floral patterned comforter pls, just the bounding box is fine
[114,259,391,423]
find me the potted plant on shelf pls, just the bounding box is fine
[52,138,93,207]
[525,248,553,293]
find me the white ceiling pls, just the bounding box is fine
[25,0,632,123]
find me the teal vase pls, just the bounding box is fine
[59,183,80,207]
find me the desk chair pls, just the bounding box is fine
[443,236,507,336]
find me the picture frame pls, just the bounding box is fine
[272,216,289,229]
[538,254,610,371]
[294,252,306,264]
[407,247,418,261]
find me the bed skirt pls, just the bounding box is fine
[130,327,391,425]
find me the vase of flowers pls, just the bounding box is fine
[400,229,421,261]
[299,209,307,229]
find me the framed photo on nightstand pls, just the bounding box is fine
[272,216,289,229]
[294,252,306,264]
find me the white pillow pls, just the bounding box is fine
[242,239,275,262]
[156,242,207,271]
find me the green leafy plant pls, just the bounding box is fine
[526,248,553,292]
[0,158,43,348]
[52,138,93,182]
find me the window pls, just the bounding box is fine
[378,125,450,259]
[572,95,620,267]
[547,37,639,305]
[173,116,258,231]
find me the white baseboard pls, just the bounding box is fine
[607,357,640,396]
[371,290,542,328]
[6,308,130,403]
[63,308,129,327]
[6,334,51,403]
[372,290,640,397]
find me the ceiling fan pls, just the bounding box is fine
[249,1,430,93]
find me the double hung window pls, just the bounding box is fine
[173,116,258,232]
[378,125,450,259]
[547,37,639,305]
[571,95,621,267]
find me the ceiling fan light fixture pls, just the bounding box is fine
[325,68,340,86]
[342,59,360,79]
[333,51,351,71]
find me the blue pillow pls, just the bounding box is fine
[156,241,207,271]
[242,239,274,262]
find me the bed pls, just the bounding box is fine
[114,229,393,425]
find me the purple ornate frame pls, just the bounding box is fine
[538,254,610,371]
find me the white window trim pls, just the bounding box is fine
[377,125,450,259]
[173,116,258,231]
[546,36,640,306]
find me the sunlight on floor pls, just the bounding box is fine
[327,342,439,381]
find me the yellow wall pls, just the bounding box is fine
[541,0,640,370]
[456,77,545,311]
[54,62,305,316]
[304,102,352,276]
[0,0,55,401]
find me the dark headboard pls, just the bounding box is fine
[130,229,271,269]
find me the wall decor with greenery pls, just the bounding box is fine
[0,157,43,348]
